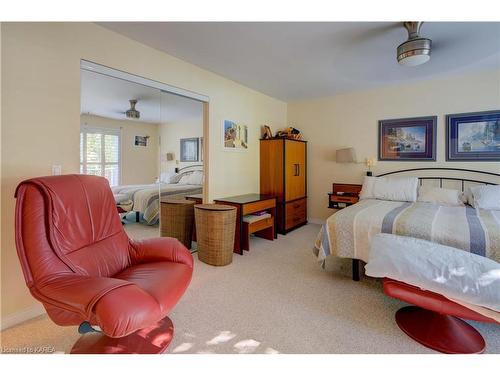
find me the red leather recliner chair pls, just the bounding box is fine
[14,175,193,354]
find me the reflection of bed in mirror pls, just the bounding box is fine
[113,165,203,225]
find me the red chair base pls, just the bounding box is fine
[70,317,174,354]
[395,306,485,354]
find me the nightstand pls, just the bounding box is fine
[328,183,362,209]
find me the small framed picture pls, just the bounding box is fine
[378,116,436,161]
[223,120,248,151]
[180,137,199,162]
[446,110,500,161]
[134,135,149,147]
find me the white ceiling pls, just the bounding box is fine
[81,69,203,123]
[99,22,500,101]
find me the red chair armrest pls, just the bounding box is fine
[128,237,193,268]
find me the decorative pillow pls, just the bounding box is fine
[372,176,419,202]
[187,171,204,185]
[469,185,500,210]
[417,186,464,206]
[167,173,182,184]
[178,174,192,185]
[160,171,176,183]
[359,176,376,200]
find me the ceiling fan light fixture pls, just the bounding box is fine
[397,22,432,67]
[126,99,140,119]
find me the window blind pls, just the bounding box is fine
[80,127,121,186]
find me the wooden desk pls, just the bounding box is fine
[214,194,277,254]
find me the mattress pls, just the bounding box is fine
[112,183,202,224]
[314,199,500,263]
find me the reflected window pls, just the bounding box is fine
[80,127,121,186]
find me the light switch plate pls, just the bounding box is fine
[52,165,62,175]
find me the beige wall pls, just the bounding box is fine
[159,116,204,173]
[1,22,287,325]
[287,69,500,222]
[81,114,159,185]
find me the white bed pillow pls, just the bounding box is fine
[168,173,183,184]
[177,174,192,185]
[372,176,419,202]
[187,171,204,185]
[360,176,419,202]
[365,233,500,312]
[160,171,176,183]
[469,185,500,210]
[417,186,464,206]
[359,176,376,200]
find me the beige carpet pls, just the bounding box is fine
[1,223,499,354]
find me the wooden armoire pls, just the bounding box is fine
[260,138,307,234]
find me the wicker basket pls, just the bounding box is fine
[160,199,196,248]
[194,204,237,266]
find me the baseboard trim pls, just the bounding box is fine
[308,218,326,225]
[0,304,46,331]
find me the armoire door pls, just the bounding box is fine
[285,140,306,201]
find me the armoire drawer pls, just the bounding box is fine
[285,198,306,229]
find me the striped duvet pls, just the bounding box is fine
[314,199,500,263]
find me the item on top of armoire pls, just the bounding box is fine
[275,126,303,140]
[260,138,307,234]
[160,199,196,250]
[214,194,277,254]
[262,125,273,139]
[328,183,362,209]
[194,204,237,266]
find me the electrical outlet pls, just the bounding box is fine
[52,165,62,176]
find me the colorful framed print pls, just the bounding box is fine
[446,110,500,161]
[223,120,248,151]
[378,116,436,161]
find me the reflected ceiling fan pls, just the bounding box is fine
[124,99,140,119]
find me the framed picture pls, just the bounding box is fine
[134,135,149,147]
[223,120,248,151]
[378,116,436,161]
[446,110,500,161]
[180,137,199,162]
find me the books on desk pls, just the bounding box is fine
[243,213,271,223]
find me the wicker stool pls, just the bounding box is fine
[194,204,237,266]
[160,199,196,249]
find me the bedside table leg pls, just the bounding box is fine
[352,259,360,281]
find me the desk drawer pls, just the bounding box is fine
[247,217,274,234]
[285,198,306,229]
[242,198,276,215]
[331,195,358,204]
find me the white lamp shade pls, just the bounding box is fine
[336,148,357,163]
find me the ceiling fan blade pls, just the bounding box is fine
[343,22,402,45]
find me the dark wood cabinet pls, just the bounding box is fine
[260,139,307,234]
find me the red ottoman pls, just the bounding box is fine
[383,278,497,354]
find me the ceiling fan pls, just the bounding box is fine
[125,99,140,119]
[397,22,432,66]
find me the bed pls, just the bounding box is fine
[314,168,500,279]
[112,165,203,225]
